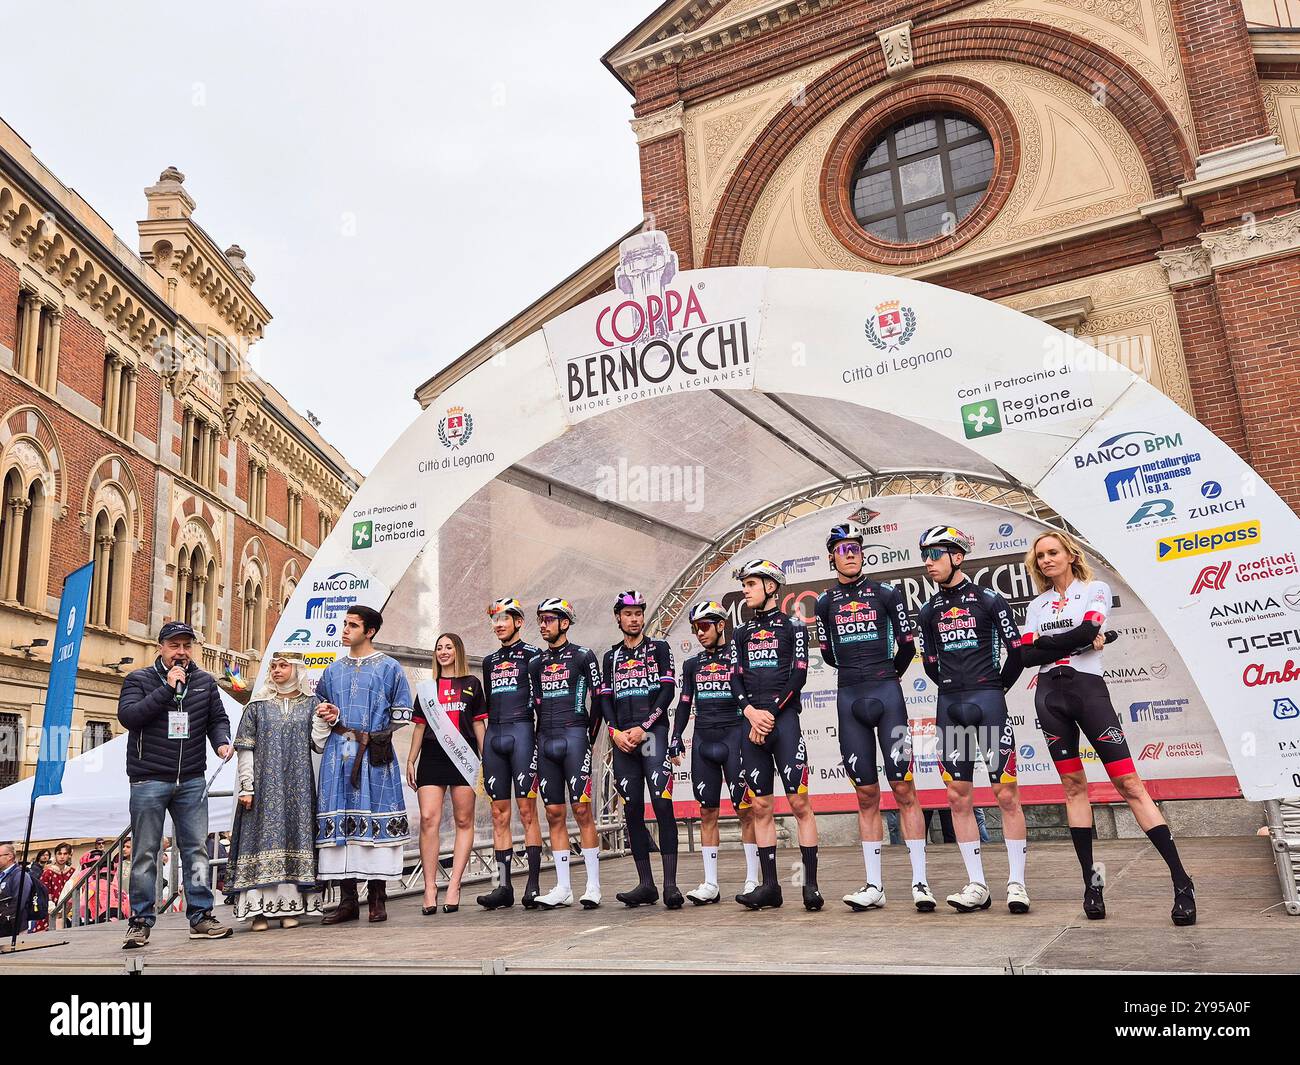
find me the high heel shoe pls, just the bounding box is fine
[442,903,459,913]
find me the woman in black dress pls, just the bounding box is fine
[406,632,485,914]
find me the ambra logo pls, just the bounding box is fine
[1274,698,1300,720]
[961,399,1001,438]
[1244,660,1300,686]
[1156,519,1260,562]
[352,520,373,549]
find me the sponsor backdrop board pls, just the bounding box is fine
[261,231,1300,802]
[661,497,1236,815]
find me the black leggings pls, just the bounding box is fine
[536,728,593,807]
[1035,667,1136,779]
[612,724,678,861]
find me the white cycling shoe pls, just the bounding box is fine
[578,887,601,909]
[842,884,886,911]
[1006,881,1031,914]
[534,885,573,909]
[946,882,992,912]
[912,882,937,912]
[687,882,721,905]
[742,879,758,896]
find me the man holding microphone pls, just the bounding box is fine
[117,620,233,949]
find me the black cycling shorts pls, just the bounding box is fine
[611,723,675,808]
[691,722,747,810]
[740,710,809,799]
[482,721,537,802]
[536,727,593,807]
[1035,667,1136,778]
[936,688,1016,785]
[836,679,912,787]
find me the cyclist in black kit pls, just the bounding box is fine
[602,591,682,909]
[1021,529,1195,926]
[528,598,607,910]
[476,598,544,911]
[670,601,760,904]
[729,558,822,912]
[916,525,1029,915]
[815,521,934,913]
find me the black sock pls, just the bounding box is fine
[1069,827,1096,888]
[633,855,655,887]
[1146,824,1192,888]
[759,846,778,886]
[799,845,819,889]
[525,845,541,892]
[494,849,512,891]
[661,848,677,889]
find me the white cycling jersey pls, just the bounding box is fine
[1023,579,1111,676]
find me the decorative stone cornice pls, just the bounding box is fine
[1198,208,1300,272]
[610,0,841,85]
[1194,135,1287,181]
[0,174,168,352]
[877,21,914,78]
[1156,245,1212,286]
[630,102,685,144]
[1020,295,1094,334]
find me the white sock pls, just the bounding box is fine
[959,840,985,886]
[906,838,928,884]
[861,840,883,888]
[702,846,718,886]
[582,847,600,892]
[1005,839,1027,885]
[554,851,571,892]
[743,842,759,883]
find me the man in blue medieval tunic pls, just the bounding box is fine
[312,605,413,924]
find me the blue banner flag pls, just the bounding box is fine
[32,561,95,800]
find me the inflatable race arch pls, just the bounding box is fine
[264,232,1300,805]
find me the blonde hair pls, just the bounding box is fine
[433,632,467,679]
[1025,530,1093,592]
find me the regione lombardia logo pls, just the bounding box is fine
[352,520,373,550]
[438,405,473,450]
[865,300,917,351]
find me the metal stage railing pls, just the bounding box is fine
[1264,798,1300,916]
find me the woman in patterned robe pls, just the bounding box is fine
[224,652,323,929]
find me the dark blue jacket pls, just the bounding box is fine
[117,658,231,783]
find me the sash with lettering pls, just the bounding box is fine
[414,678,481,786]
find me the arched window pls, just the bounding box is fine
[1,455,53,608]
[173,515,219,641]
[87,476,135,632]
[241,563,266,653]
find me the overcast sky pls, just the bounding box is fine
[6,1,649,473]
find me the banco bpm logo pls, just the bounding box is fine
[961,398,1002,439]
[352,520,373,550]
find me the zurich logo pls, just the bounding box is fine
[913,678,926,691]
[998,523,1014,537]
[1201,481,1222,499]
[1019,744,1035,759]
[325,623,337,637]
